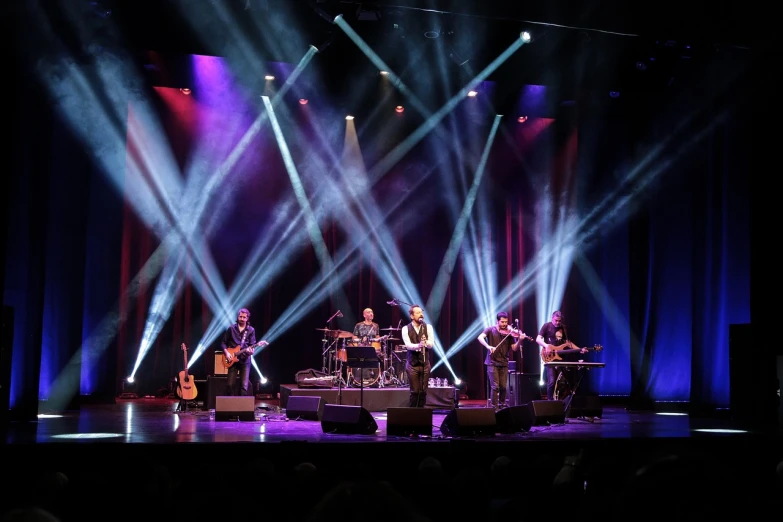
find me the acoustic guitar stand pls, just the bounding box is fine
[174,398,197,413]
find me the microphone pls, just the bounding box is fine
[337,310,343,318]
[514,319,519,327]
[386,299,398,306]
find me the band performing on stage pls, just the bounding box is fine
[218,302,605,406]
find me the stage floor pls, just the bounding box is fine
[3,397,780,515]
[2,397,776,445]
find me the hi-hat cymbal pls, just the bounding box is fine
[385,337,399,342]
[380,327,400,331]
[315,328,333,332]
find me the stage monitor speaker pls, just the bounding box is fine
[386,407,433,437]
[215,396,255,421]
[568,395,603,418]
[286,395,324,421]
[495,405,533,433]
[207,375,227,410]
[440,408,496,437]
[320,404,378,435]
[529,400,565,425]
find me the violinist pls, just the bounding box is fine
[477,311,530,410]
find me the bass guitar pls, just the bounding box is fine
[223,339,269,369]
[541,342,603,363]
[176,343,198,400]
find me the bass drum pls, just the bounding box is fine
[349,365,381,387]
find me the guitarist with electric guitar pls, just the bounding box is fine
[220,308,269,396]
[536,310,601,400]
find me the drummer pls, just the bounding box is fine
[352,307,380,345]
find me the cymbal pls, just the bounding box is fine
[335,330,353,338]
[380,327,400,331]
[385,337,399,341]
[315,328,333,332]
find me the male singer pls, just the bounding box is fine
[400,304,434,407]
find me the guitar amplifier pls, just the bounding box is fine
[214,351,227,375]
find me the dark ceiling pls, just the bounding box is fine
[12,0,755,105]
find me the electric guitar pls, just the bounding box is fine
[541,342,603,363]
[222,340,269,369]
[176,343,198,400]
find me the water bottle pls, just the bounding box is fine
[428,378,434,387]
[435,377,441,387]
[442,377,448,387]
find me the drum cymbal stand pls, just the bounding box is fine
[333,338,348,388]
[381,339,403,387]
[321,331,332,374]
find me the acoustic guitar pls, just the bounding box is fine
[223,340,269,369]
[176,343,198,400]
[541,342,603,363]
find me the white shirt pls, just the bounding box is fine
[401,323,434,350]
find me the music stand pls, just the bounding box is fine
[345,345,378,410]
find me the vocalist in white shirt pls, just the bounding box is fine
[400,305,434,407]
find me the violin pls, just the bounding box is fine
[502,326,533,341]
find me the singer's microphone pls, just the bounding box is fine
[337,310,343,318]
[386,299,397,305]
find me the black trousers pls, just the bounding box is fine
[486,364,509,408]
[406,362,431,407]
[226,361,252,396]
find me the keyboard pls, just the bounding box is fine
[543,361,605,368]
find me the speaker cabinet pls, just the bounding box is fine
[206,375,227,410]
[495,405,533,433]
[386,407,433,437]
[508,372,542,406]
[215,396,255,421]
[568,395,603,418]
[440,408,496,437]
[529,400,565,425]
[286,396,324,421]
[320,404,378,435]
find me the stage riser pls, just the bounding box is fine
[280,385,456,411]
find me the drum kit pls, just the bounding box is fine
[316,326,407,388]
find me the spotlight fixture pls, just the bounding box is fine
[180,88,191,95]
[517,116,528,123]
[345,115,354,120]
[520,31,531,42]
[379,70,389,75]
[265,75,275,80]
[467,90,478,97]
[395,105,404,113]
[609,91,620,98]
[299,98,309,105]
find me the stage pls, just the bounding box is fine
[1,397,780,521]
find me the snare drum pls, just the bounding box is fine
[336,347,347,362]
